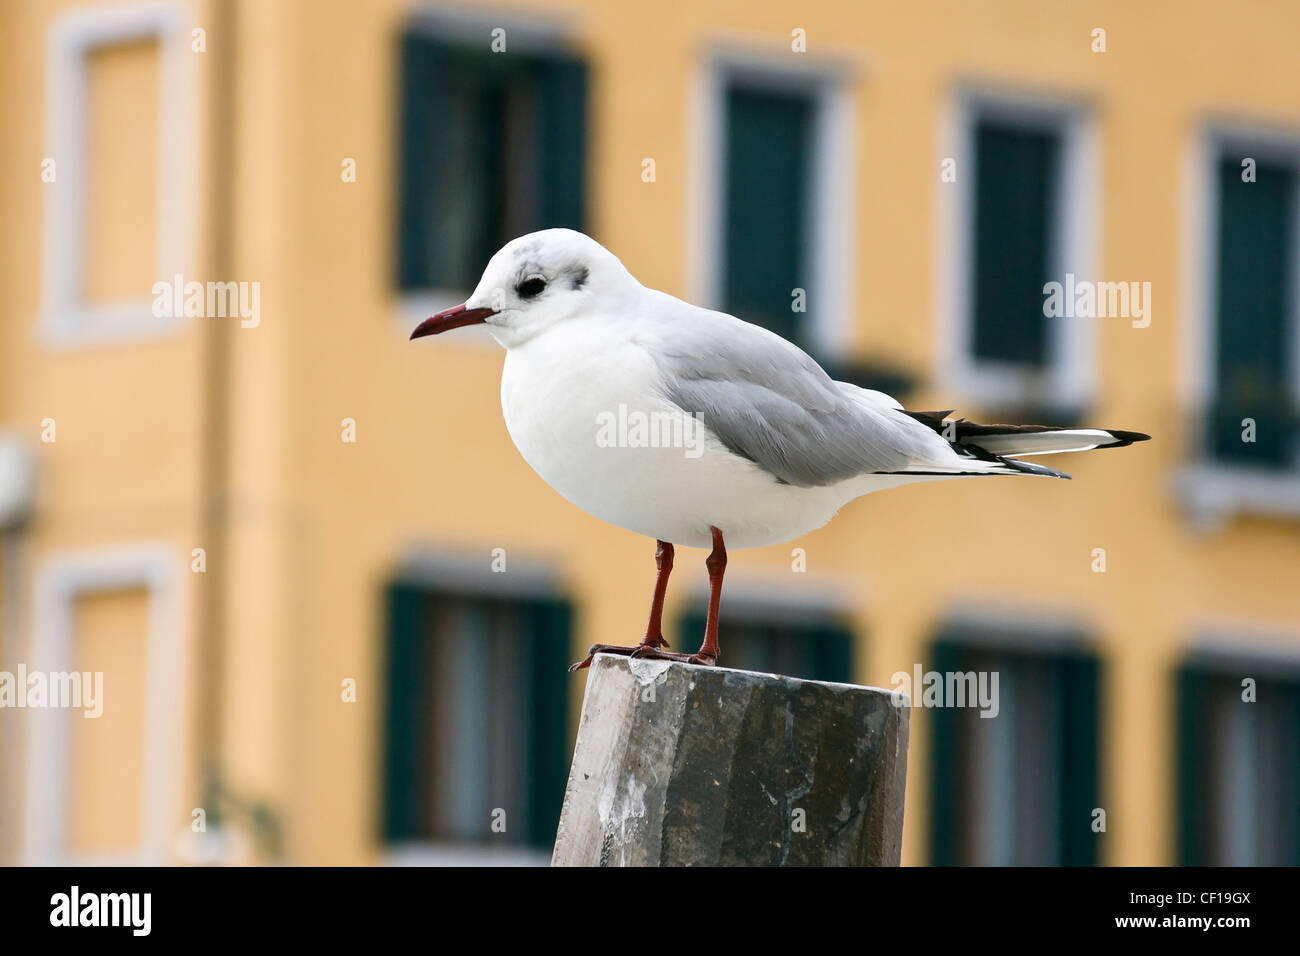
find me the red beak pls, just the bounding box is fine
[409,304,497,340]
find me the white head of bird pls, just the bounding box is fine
[410,228,637,350]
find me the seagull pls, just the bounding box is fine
[411,229,1149,672]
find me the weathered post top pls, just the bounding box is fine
[552,653,909,866]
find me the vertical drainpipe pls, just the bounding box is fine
[196,0,236,839]
[0,527,25,864]
[0,434,37,865]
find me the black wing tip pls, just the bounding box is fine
[904,409,956,424]
[1003,458,1073,480]
[874,464,1073,479]
[905,407,1153,452]
[1102,429,1152,448]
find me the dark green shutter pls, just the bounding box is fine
[396,37,589,292]
[722,87,812,345]
[679,612,708,668]
[537,57,588,231]
[676,612,853,684]
[927,637,1101,865]
[1212,158,1297,468]
[527,597,572,849]
[810,624,854,684]
[381,583,426,842]
[1059,654,1101,865]
[1292,682,1300,865]
[971,122,1058,366]
[396,32,444,290]
[1176,665,1206,865]
[928,640,966,865]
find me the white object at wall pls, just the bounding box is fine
[0,433,36,530]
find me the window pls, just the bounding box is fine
[945,94,1096,412]
[42,3,194,346]
[380,583,570,855]
[677,608,853,683]
[721,85,815,346]
[23,546,181,865]
[1177,656,1300,865]
[65,588,151,859]
[1207,151,1299,471]
[694,56,856,371]
[971,123,1058,368]
[928,632,1100,865]
[1177,131,1300,524]
[396,29,587,296]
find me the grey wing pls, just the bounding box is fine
[647,300,946,486]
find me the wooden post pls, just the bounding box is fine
[552,653,909,866]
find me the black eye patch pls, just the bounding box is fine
[517,276,547,298]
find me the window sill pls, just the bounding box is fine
[818,357,917,399]
[25,850,162,866]
[1176,463,1300,530]
[39,303,186,350]
[395,292,499,350]
[380,842,550,867]
[944,358,1090,423]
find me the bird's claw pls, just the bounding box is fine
[568,633,670,672]
[567,643,632,673]
[568,642,716,673]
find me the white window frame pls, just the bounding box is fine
[22,545,184,866]
[931,606,1093,658]
[1188,627,1300,672]
[41,1,194,348]
[684,575,858,626]
[688,48,857,358]
[1176,123,1300,528]
[937,87,1099,411]
[394,5,579,351]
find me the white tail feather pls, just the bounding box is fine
[972,429,1125,457]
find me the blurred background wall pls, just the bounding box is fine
[1,0,1298,866]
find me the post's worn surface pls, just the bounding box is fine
[552,654,909,866]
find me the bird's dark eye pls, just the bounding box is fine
[517,275,547,298]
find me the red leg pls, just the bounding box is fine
[569,540,675,672]
[643,540,674,650]
[695,526,726,664]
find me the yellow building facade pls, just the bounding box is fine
[2,0,1298,866]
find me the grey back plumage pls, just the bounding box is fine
[643,292,942,486]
